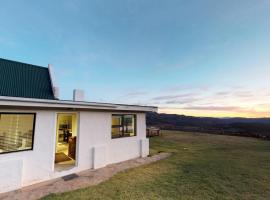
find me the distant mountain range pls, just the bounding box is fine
[146,112,270,139]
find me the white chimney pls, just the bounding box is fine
[73,89,85,101]
[48,64,60,99]
[53,87,60,99]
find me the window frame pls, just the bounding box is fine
[0,112,36,155]
[111,114,137,139]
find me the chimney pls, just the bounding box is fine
[48,64,60,99]
[53,87,60,99]
[73,89,85,101]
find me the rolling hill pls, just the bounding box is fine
[146,112,270,139]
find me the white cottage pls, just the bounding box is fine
[0,58,157,193]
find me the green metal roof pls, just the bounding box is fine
[0,58,55,100]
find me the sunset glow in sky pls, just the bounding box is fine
[0,0,270,118]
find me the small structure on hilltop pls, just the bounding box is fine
[147,127,161,137]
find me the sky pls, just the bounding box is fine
[0,0,270,118]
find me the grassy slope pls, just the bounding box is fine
[43,131,270,200]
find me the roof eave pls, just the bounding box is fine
[0,96,158,112]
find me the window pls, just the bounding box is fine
[0,113,36,154]
[111,114,136,138]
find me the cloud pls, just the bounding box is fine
[163,85,209,92]
[138,84,270,117]
[165,98,199,105]
[124,91,148,97]
[215,91,230,96]
[212,89,255,99]
[181,106,242,111]
[233,91,254,98]
[152,93,196,101]
[158,106,270,118]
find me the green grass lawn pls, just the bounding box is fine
[43,130,270,200]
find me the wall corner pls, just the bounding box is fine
[140,138,149,157]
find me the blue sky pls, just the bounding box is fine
[0,0,270,117]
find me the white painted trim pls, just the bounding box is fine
[51,112,57,172]
[48,64,56,98]
[0,96,157,112]
[75,112,80,167]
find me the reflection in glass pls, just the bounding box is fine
[0,114,35,154]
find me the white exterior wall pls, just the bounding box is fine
[106,113,147,164]
[0,109,148,193]
[0,110,56,193]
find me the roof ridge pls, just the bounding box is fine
[0,57,47,69]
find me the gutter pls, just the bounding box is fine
[0,96,158,112]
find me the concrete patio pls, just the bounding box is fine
[0,153,170,200]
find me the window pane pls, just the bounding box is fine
[112,115,122,138]
[0,114,35,154]
[111,114,136,138]
[123,115,135,136]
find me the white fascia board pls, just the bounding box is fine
[47,64,56,98]
[0,96,157,112]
